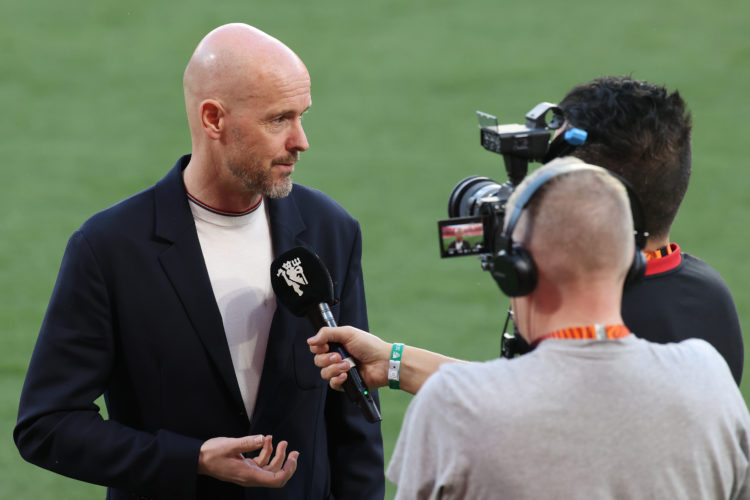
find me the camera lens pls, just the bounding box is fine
[447,176,504,218]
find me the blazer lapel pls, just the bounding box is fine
[250,190,308,429]
[153,158,245,415]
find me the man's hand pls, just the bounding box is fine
[198,435,298,488]
[307,326,391,391]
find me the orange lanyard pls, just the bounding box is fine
[532,324,631,347]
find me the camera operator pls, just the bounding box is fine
[308,159,750,498]
[557,76,743,384]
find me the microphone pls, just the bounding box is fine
[270,246,382,423]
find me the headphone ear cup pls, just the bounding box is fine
[625,245,647,288]
[491,245,537,297]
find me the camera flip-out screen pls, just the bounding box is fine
[437,217,485,258]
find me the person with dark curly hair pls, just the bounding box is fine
[558,76,743,384]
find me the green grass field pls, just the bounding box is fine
[2,1,749,498]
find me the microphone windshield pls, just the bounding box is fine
[270,246,335,316]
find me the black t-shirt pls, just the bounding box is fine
[622,246,744,385]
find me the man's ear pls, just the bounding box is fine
[200,99,224,140]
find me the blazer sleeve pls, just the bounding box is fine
[325,222,386,500]
[14,230,204,500]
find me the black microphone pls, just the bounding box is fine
[270,246,382,423]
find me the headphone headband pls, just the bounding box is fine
[492,158,648,297]
[502,160,647,251]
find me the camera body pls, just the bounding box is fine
[437,102,586,265]
[436,102,587,358]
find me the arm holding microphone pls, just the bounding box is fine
[308,326,466,395]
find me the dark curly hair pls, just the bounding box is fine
[559,76,692,241]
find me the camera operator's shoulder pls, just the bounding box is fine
[289,183,357,224]
[677,337,722,357]
[659,337,735,382]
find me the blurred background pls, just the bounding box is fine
[2,0,748,498]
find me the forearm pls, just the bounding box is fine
[15,231,203,498]
[310,329,467,395]
[397,345,465,395]
[15,408,202,498]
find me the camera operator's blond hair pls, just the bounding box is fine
[507,157,635,344]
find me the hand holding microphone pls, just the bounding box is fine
[308,326,392,391]
[270,247,382,423]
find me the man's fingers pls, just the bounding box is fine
[279,451,299,484]
[265,440,288,472]
[198,435,300,489]
[220,435,265,457]
[248,450,299,488]
[243,448,298,488]
[252,435,273,467]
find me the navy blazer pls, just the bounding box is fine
[15,156,385,500]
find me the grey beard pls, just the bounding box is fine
[227,162,293,199]
[266,176,293,199]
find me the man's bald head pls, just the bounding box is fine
[183,24,308,138]
[180,24,312,210]
[508,158,635,287]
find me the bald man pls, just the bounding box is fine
[310,160,750,498]
[15,24,384,500]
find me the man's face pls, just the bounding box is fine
[224,65,311,199]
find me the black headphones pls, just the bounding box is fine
[491,161,648,297]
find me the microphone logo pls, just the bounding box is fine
[276,258,309,296]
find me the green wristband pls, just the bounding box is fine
[388,343,404,390]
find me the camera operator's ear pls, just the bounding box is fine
[491,246,537,297]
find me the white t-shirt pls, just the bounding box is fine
[189,196,276,418]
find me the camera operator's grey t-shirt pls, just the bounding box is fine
[387,336,750,500]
